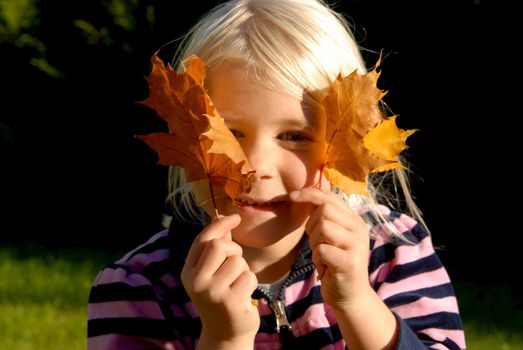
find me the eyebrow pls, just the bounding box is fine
[222,113,319,129]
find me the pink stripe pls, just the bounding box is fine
[375,204,392,216]
[160,272,181,289]
[371,235,388,250]
[292,303,335,337]
[184,300,200,318]
[254,332,281,349]
[390,217,412,234]
[284,269,320,303]
[117,230,169,263]
[377,268,451,300]
[170,303,189,318]
[93,267,153,287]
[125,248,171,271]
[369,235,435,285]
[257,297,272,316]
[87,334,179,350]
[320,338,346,350]
[391,296,459,319]
[421,328,466,349]
[367,208,418,248]
[431,344,450,350]
[88,300,164,320]
[398,213,418,230]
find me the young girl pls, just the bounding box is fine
[88,0,466,349]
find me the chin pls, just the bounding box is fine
[232,216,307,249]
[231,224,283,248]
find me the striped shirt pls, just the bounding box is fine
[87,206,466,349]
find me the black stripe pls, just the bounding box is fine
[388,229,419,245]
[383,283,455,308]
[439,336,462,350]
[416,331,438,346]
[288,324,343,348]
[140,259,174,283]
[389,210,401,218]
[259,313,276,333]
[409,223,429,241]
[88,282,156,303]
[406,312,463,332]
[368,241,397,275]
[88,317,177,339]
[163,283,191,305]
[385,253,442,283]
[287,285,323,322]
[368,221,430,266]
[165,313,202,339]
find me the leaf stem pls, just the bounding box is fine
[318,164,324,190]
[316,163,327,281]
[208,178,219,219]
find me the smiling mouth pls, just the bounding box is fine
[235,198,285,207]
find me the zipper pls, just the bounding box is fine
[270,299,292,332]
[256,263,315,333]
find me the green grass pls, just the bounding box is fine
[0,245,522,349]
[0,245,120,350]
[454,281,523,350]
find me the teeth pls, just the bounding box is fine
[237,199,273,206]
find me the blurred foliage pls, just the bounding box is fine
[0,0,195,251]
[0,0,39,37]
[0,121,14,145]
[0,0,63,78]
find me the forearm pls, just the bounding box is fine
[196,331,255,350]
[332,286,398,350]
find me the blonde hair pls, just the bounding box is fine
[165,0,428,241]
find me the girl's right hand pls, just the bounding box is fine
[181,214,259,348]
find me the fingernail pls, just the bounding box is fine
[229,213,241,222]
[289,191,300,200]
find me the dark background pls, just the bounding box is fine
[0,0,514,285]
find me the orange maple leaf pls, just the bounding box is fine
[136,53,254,212]
[321,59,417,196]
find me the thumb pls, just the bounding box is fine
[205,213,240,241]
[185,214,240,267]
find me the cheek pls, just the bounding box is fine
[282,152,323,189]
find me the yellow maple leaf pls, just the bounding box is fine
[320,59,417,195]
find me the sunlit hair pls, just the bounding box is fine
[164,0,428,241]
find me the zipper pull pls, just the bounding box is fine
[269,299,292,332]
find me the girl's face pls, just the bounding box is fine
[193,62,326,249]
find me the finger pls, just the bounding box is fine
[307,219,352,251]
[312,243,347,272]
[290,187,344,209]
[185,214,241,266]
[306,202,352,235]
[195,238,243,275]
[213,255,249,286]
[230,270,258,301]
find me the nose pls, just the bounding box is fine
[244,139,277,181]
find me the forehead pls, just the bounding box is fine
[205,62,322,128]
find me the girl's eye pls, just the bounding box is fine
[278,132,312,142]
[229,128,244,138]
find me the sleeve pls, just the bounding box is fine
[368,213,466,350]
[87,265,189,350]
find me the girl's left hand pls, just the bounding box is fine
[290,187,373,309]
